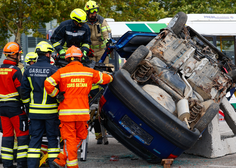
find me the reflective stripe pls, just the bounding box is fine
[2,154,13,160]
[48,148,60,152]
[48,154,59,158]
[61,72,93,78]
[29,109,58,114]
[109,74,113,82]
[101,26,108,32]
[28,148,41,152]
[96,72,103,84]
[53,42,61,48]
[66,159,78,166]
[49,88,58,97]
[22,98,30,103]
[107,25,111,31]
[91,84,99,90]
[82,43,89,49]
[0,92,19,98]
[30,103,58,108]
[17,152,27,159]
[18,145,28,150]
[27,154,41,158]
[46,77,57,86]
[42,88,47,104]
[0,98,18,101]
[59,109,89,115]
[65,30,85,36]
[1,147,13,153]
[27,77,34,104]
[41,147,48,152]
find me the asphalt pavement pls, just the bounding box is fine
[1,121,236,168]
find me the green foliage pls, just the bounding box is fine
[0,0,85,46]
[1,0,236,47]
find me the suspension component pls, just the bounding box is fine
[189,100,204,123]
[133,61,153,83]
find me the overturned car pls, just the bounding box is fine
[99,12,235,163]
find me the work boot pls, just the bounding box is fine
[97,137,103,144]
[52,153,66,168]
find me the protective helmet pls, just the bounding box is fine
[70,8,87,23]
[35,41,54,54]
[84,1,99,14]
[25,52,38,63]
[65,46,83,59]
[3,42,21,56]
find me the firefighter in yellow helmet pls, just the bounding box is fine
[25,52,38,66]
[84,0,112,145]
[50,8,91,60]
[84,0,112,64]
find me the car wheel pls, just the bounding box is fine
[193,103,219,133]
[122,45,149,74]
[167,12,187,35]
[220,96,236,134]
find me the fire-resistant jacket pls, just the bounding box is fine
[50,19,91,54]
[44,61,113,122]
[0,59,22,109]
[21,55,58,119]
[86,14,111,59]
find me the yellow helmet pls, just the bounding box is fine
[25,52,38,63]
[84,1,99,14]
[70,8,87,23]
[35,41,54,54]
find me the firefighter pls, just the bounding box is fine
[44,45,113,168]
[24,52,38,66]
[84,0,112,64]
[21,41,60,168]
[50,8,91,60]
[84,0,112,144]
[0,42,29,168]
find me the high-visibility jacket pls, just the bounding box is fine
[50,19,91,54]
[0,59,22,108]
[21,55,58,119]
[86,14,111,63]
[44,61,113,122]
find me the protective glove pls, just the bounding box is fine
[87,48,94,57]
[56,91,65,103]
[59,49,66,59]
[105,38,112,47]
[82,50,90,62]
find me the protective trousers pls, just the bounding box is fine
[27,118,60,168]
[57,121,88,168]
[1,107,29,168]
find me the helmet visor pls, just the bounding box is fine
[89,8,99,14]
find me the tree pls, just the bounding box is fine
[0,0,85,47]
[98,0,168,21]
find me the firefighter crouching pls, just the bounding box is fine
[44,45,113,168]
[0,42,29,168]
[21,41,60,168]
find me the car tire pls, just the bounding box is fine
[122,45,149,74]
[109,69,200,150]
[167,12,187,35]
[220,96,236,134]
[193,103,219,133]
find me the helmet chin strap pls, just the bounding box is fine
[9,54,19,65]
